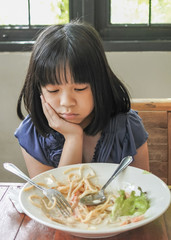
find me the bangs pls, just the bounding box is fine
[36,52,71,87]
[33,24,97,88]
[36,49,95,87]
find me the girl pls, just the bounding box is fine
[15,20,149,178]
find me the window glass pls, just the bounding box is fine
[30,0,69,25]
[110,0,149,24]
[0,0,69,26]
[0,0,28,25]
[152,0,171,23]
[110,0,171,25]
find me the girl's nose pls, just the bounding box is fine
[60,92,76,107]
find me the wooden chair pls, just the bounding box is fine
[131,99,171,184]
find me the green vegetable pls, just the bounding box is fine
[111,187,150,219]
[142,170,151,174]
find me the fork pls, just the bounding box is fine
[3,162,72,216]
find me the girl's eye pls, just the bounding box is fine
[75,87,88,91]
[47,89,59,93]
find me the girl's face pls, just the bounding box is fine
[41,73,94,129]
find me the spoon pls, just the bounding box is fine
[80,156,133,206]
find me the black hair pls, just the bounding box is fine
[17,20,130,136]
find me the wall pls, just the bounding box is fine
[0,51,171,182]
[106,52,171,98]
[0,53,30,182]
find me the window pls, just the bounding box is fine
[0,0,171,51]
[0,0,69,51]
[95,0,171,51]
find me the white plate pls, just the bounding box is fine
[19,163,171,238]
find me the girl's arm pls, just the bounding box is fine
[41,95,84,167]
[131,141,150,171]
[58,133,83,167]
[21,147,54,178]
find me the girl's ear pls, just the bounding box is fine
[40,94,46,102]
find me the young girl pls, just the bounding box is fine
[15,20,149,178]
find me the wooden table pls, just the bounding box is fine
[0,183,171,240]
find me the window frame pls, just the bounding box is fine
[0,0,171,52]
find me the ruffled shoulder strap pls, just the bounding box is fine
[95,110,148,164]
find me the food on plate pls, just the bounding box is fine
[24,165,150,229]
[111,188,150,225]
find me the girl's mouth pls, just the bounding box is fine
[60,113,78,120]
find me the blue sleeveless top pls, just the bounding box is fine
[15,109,148,167]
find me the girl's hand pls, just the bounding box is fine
[40,95,83,139]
